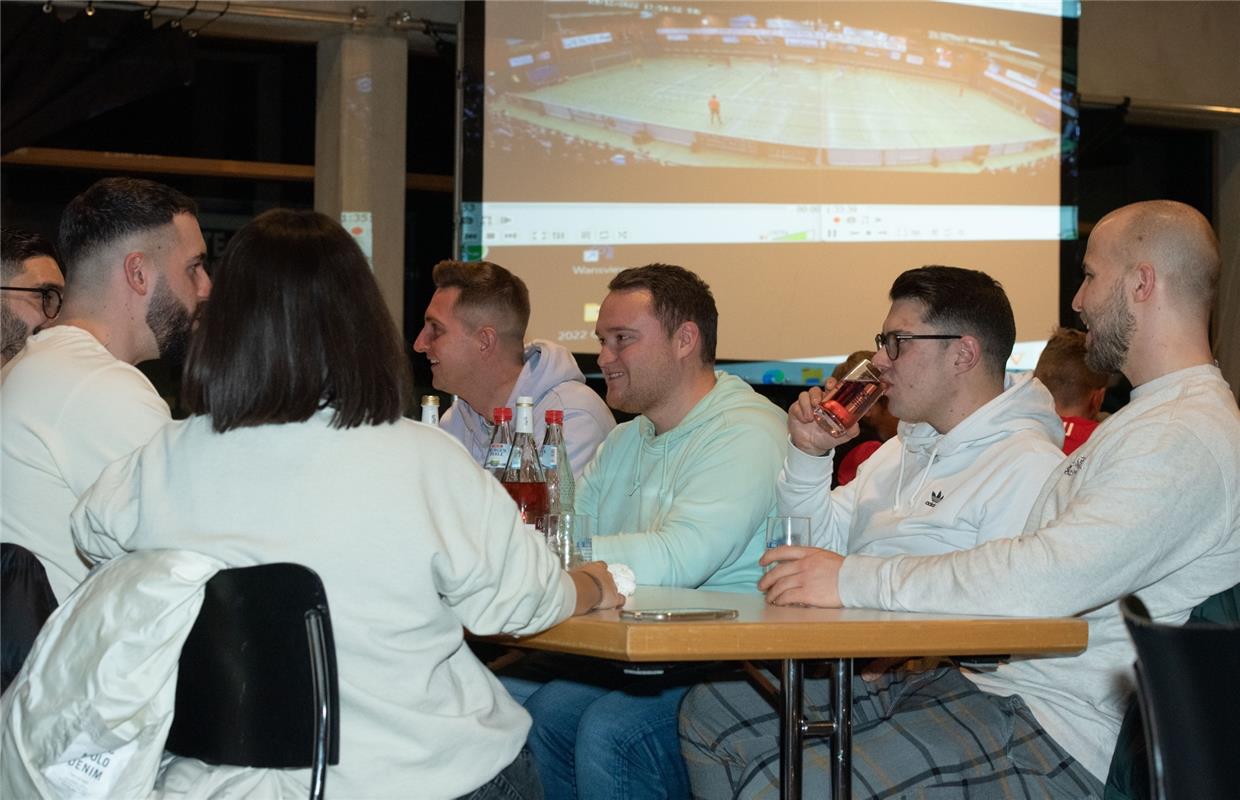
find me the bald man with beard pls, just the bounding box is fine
[1,177,211,602]
[680,201,1240,799]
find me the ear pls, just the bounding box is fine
[1132,262,1156,303]
[122,252,151,296]
[953,334,984,374]
[476,325,498,354]
[1087,385,1107,418]
[674,320,700,360]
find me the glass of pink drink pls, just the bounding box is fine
[812,359,888,437]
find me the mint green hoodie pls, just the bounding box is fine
[577,372,787,593]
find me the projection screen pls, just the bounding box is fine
[459,0,1079,381]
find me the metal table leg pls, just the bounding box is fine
[833,658,853,800]
[778,657,854,800]
[779,658,804,800]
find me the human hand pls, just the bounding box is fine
[787,382,859,456]
[757,546,844,607]
[570,561,623,614]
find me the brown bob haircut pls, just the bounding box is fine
[183,208,411,432]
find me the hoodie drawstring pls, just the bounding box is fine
[895,443,940,511]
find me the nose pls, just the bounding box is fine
[197,270,213,299]
[597,343,615,367]
[412,327,430,353]
[1070,283,1084,314]
[872,347,893,370]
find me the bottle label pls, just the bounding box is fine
[485,443,513,469]
[540,444,558,470]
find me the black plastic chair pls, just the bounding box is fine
[1119,594,1240,800]
[165,563,340,800]
[0,542,59,693]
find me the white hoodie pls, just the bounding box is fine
[778,373,1065,557]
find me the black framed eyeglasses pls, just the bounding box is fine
[875,331,962,361]
[1,285,63,320]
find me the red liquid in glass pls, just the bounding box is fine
[815,378,884,434]
[503,481,550,525]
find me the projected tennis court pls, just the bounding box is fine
[510,55,1050,155]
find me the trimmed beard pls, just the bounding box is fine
[1,303,29,363]
[145,277,194,366]
[1084,278,1135,374]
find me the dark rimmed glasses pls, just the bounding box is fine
[875,331,962,361]
[1,285,63,320]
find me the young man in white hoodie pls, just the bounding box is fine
[682,203,1240,798]
[413,259,615,477]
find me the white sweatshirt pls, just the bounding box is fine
[71,411,577,799]
[840,365,1240,780]
[780,373,1066,557]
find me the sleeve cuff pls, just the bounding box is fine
[783,435,835,482]
[838,554,886,609]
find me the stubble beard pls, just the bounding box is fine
[1084,280,1135,374]
[145,278,195,365]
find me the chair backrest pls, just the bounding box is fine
[164,563,340,794]
[1,542,59,692]
[1120,594,1240,800]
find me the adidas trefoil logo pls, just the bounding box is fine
[925,490,944,508]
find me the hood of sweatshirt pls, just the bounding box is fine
[503,340,588,409]
[890,373,1062,510]
[441,339,589,458]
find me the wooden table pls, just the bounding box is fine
[507,587,1088,800]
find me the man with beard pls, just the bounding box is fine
[1,229,65,368]
[1,177,210,603]
[680,200,1240,799]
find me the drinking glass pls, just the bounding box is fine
[765,516,810,572]
[812,359,888,437]
[542,512,595,569]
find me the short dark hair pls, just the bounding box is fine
[58,177,198,283]
[1,228,59,282]
[431,260,530,343]
[889,265,1015,380]
[1034,327,1110,406]
[608,263,718,364]
[182,208,411,432]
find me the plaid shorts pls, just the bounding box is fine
[679,664,1103,800]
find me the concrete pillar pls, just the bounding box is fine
[315,32,408,334]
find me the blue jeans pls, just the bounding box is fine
[500,670,695,800]
[459,746,543,800]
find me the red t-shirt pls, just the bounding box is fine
[837,440,882,487]
[1061,415,1099,455]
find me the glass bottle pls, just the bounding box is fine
[540,409,574,516]
[420,395,440,426]
[501,397,549,525]
[484,407,514,478]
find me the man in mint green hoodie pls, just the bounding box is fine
[510,264,786,800]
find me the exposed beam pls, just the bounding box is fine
[0,147,453,192]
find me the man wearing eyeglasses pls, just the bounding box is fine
[1,228,65,368]
[680,266,1095,798]
[1,177,211,603]
[683,204,1240,798]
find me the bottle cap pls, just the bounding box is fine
[494,407,512,422]
[545,409,564,424]
[516,395,534,407]
[421,395,440,406]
